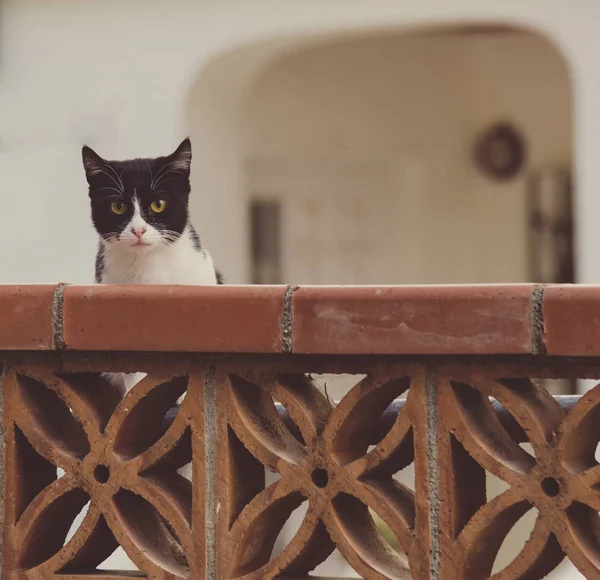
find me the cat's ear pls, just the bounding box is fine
[82,146,106,182]
[167,138,192,174]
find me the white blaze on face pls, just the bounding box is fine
[120,193,162,247]
[129,198,146,233]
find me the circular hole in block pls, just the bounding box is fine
[311,468,329,488]
[541,477,560,497]
[94,464,110,484]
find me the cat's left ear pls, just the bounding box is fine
[167,138,192,174]
[82,145,107,183]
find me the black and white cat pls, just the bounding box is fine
[82,138,222,395]
[82,138,223,286]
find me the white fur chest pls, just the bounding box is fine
[99,232,218,286]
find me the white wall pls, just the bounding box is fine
[1,0,600,284]
[241,31,571,284]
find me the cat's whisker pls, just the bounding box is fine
[96,169,124,194]
[153,177,179,189]
[150,162,183,191]
[161,230,183,243]
[98,186,124,196]
[152,176,178,192]
[101,234,121,245]
[103,163,125,193]
[151,160,180,185]
[153,170,180,189]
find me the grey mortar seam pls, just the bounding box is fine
[52,283,69,350]
[204,365,217,580]
[531,284,546,355]
[426,368,441,580]
[281,285,298,353]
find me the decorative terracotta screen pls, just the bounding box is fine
[1,283,599,579]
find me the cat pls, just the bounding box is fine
[82,138,223,395]
[82,138,223,285]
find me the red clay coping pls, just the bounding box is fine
[0,283,591,355]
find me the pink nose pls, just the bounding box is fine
[132,228,146,240]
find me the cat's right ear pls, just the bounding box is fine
[82,146,106,183]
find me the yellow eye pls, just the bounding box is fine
[110,201,127,215]
[150,199,167,213]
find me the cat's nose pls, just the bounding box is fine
[132,228,146,240]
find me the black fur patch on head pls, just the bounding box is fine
[82,139,192,241]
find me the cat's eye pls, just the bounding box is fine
[110,201,127,215]
[150,199,167,213]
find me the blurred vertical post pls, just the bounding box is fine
[250,199,281,284]
[527,168,574,284]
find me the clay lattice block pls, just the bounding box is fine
[2,359,205,580]
[215,362,430,580]
[437,363,600,579]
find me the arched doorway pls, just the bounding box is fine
[241,28,573,288]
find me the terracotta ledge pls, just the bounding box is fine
[62,285,286,352]
[0,283,592,355]
[292,285,537,355]
[543,285,600,356]
[0,285,56,350]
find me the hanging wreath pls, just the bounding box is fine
[474,122,526,181]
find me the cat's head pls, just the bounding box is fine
[82,139,192,251]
